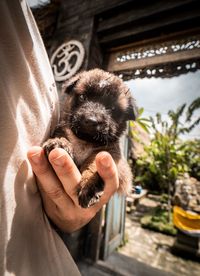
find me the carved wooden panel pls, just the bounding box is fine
[107,34,200,79]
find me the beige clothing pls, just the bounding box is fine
[0,1,80,275]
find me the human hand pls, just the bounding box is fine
[27,147,119,233]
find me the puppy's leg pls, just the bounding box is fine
[43,137,74,159]
[78,156,105,208]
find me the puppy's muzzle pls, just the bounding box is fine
[80,114,105,133]
[82,116,98,128]
[75,102,107,132]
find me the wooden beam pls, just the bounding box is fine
[107,27,200,53]
[98,0,196,33]
[84,210,104,262]
[99,9,200,45]
[108,48,200,72]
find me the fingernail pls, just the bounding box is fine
[30,153,41,165]
[99,154,111,168]
[52,155,65,166]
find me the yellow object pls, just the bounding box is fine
[173,206,200,233]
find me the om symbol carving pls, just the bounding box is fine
[50,40,85,82]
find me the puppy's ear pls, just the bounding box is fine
[126,97,139,121]
[62,74,80,94]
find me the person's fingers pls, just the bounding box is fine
[48,148,81,205]
[28,147,120,232]
[28,147,118,212]
[27,146,71,208]
[94,151,119,208]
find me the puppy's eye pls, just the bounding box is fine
[79,94,87,102]
[111,106,115,111]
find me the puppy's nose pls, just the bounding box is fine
[84,117,98,127]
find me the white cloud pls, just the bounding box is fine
[126,71,200,139]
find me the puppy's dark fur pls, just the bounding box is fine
[43,69,138,208]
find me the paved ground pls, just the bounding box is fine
[118,196,200,276]
[79,195,200,276]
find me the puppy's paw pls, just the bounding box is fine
[77,179,105,208]
[43,137,73,159]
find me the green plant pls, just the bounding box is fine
[181,139,200,180]
[141,206,177,236]
[134,137,189,193]
[133,98,200,193]
[129,107,150,141]
[160,193,169,204]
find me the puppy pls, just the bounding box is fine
[43,69,138,208]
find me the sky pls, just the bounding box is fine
[126,70,200,140]
[27,0,49,7]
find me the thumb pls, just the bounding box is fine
[95,152,119,193]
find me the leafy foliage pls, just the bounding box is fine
[132,98,200,193]
[129,107,150,142]
[181,139,200,180]
[141,206,177,236]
